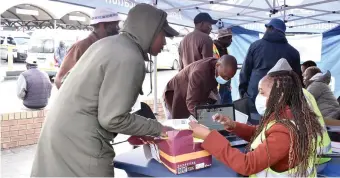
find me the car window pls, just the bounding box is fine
[7,37,16,45]
[0,36,4,44]
[28,39,54,53]
[14,37,30,45]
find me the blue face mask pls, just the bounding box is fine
[215,76,228,85]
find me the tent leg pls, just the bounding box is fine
[54,19,57,29]
[152,1,158,115]
[153,56,158,114]
[283,0,286,21]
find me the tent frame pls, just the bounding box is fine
[162,0,340,29]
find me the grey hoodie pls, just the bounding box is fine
[307,71,340,120]
[31,4,170,177]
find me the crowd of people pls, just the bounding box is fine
[13,3,338,177]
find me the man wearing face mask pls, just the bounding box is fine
[213,28,233,104]
[163,55,238,119]
[178,12,217,70]
[55,8,122,89]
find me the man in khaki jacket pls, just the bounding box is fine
[31,3,179,177]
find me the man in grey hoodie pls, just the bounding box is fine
[31,4,179,177]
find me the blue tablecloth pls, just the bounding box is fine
[114,146,340,177]
[114,146,239,177]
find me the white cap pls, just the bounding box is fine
[90,8,122,25]
[26,57,37,65]
[267,58,292,74]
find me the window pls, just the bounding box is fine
[28,39,54,53]
[7,37,16,45]
[0,36,4,44]
[14,37,30,45]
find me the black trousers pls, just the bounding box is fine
[328,131,340,142]
[134,102,157,120]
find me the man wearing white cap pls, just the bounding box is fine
[16,58,52,109]
[55,8,122,89]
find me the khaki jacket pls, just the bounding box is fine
[31,4,169,177]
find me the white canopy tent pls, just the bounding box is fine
[47,0,340,114]
[50,0,340,33]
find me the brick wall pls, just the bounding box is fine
[0,99,164,150]
[0,110,47,150]
[143,99,166,121]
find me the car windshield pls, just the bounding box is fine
[28,39,54,53]
[14,37,30,45]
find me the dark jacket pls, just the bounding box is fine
[239,30,301,103]
[20,67,52,109]
[307,71,340,120]
[163,58,218,118]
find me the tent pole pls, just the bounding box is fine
[54,19,57,29]
[283,0,286,21]
[265,0,273,9]
[153,55,158,114]
[153,1,158,114]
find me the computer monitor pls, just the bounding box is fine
[194,104,235,131]
[233,97,251,119]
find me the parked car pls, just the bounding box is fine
[145,43,179,73]
[26,29,90,78]
[0,32,30,62]
[13,35,30,62]
[0,35,18,61]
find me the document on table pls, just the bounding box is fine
[327,126,340,132]
[235,110,248,124]
[143,143,162,163]
[331,141,340,153]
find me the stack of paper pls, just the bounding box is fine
[331,141,340,153]
[162,119,191,130]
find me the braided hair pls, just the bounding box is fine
[246,70,323,177]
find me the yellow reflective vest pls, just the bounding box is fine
[303,89,332,164]
[249,89,331,177]
[213,43,220,58]
[249,120,317,177]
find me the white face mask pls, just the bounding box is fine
[215,76,229,85]
[255,94,267,116]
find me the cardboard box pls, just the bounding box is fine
[144,119,212,174]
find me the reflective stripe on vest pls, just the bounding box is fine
[249,120,317,177]
[303,89,332,164]
[213,44,220,58]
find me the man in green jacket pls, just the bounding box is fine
[31,4,179,177]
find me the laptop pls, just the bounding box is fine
[194,104,248,146]
[233,97,251,120]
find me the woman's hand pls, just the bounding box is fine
[212,113,236,130]
[189,121,211,140]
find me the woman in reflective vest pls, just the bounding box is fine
[189,70,324,177]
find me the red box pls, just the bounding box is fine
[148,130,212,174]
